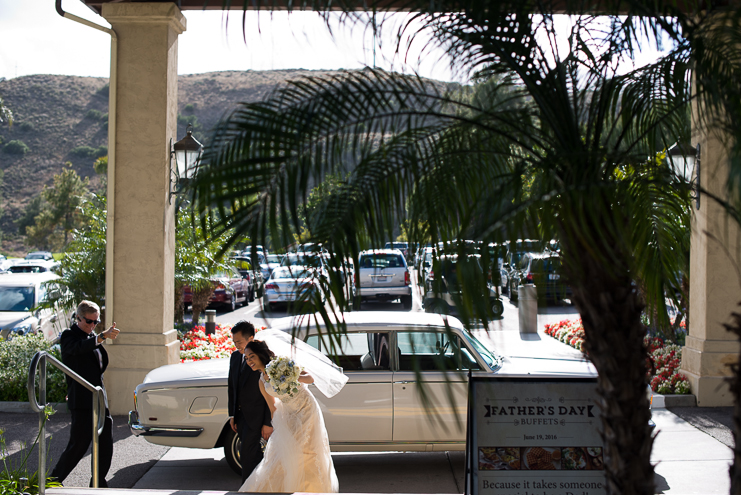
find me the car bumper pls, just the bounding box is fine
[359,286,412,299]
[128,410,204,438]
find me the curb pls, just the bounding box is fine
[652,393,696,409]
[0,401,69,413]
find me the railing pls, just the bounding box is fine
[27,351,106,494]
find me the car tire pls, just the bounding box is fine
[509,282,518,301]
[229,296,237,312]
[490,298,504,317]
[401,295,413,310]
[224,428,242,476]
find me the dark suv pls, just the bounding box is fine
[509,252,571,303]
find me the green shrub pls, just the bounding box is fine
[98,83,109,96]
[3,140,29,155]
[85,109,103,120]
[19,122,34,132]
[70,145,107,158]
[183,103,195,113]
[0,333,67,402]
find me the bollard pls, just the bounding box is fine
[205,309,216,335]
[518,284,538,334]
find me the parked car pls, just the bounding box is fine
[229,256,263,298]
[423,254,503,317]
[25,251,54,261]
[357,249,412,309]
[0,273,71,342]
[183,266,253,312]
[8,259,60,274]
[508,251,572,303]
[384,241,409,261]
[128,311,597,475]
[262,266,326,312]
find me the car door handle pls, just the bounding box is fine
[395,381,414,384]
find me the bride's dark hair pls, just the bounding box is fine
[246,340,275,366]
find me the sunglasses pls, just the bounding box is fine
[80,317,101,325]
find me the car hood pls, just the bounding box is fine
[498,355,596,378]
[141,357,229,389]
[0,312,33,329]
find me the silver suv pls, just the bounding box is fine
[357,249,412,309]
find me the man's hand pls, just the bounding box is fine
[261,425,273,440]
[229,417,238,433]
[103,322,120,341]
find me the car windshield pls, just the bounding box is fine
[359,253,405,269]
[272,267,311,280]
[267,255,281,264]
[283,254,323,268]
[0,286,35,311]
[10,265,48,273]
[26,253,49,260]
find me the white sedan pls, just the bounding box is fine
[128,312,595,475]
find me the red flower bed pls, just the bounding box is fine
[179,324,267,362]
[544,319,690,395]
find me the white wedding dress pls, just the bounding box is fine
[239,376,339,493]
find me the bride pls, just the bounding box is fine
[239,339,339,493]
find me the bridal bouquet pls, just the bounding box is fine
[265,356,303,397]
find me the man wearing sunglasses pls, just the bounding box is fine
[51,300,120,487]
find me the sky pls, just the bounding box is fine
[0,0,456,82]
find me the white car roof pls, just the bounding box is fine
[269,311,466,334]
[0,272,60,286]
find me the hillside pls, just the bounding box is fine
[0,69,357,255]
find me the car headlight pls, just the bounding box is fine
[11,320,36,335]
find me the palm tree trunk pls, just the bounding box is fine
[190,285,214,329]
[723,303,741,495]
[564,246,655,495]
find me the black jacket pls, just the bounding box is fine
[59,323,108,410]
[227,350,271,428]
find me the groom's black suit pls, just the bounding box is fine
[51,323,114,487]
[228,349,272,482]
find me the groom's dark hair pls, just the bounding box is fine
[232,321,256,338]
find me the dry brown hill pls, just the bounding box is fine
[0,69,351,254]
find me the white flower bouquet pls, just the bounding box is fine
[265,356,303,397]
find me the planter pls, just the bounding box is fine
[651,393,696,409]
[0,401,68,413]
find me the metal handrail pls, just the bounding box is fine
[28,351,107,494]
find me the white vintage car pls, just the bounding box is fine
[128,312,596,475]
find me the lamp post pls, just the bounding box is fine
[667,142,700,210]
[170,123,203,203]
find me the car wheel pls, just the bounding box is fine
[224,428,242,476]
[401,295,413,310]
[490,298,504,317]
[229,296,237,312]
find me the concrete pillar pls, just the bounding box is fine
[681,122,741,406]
[101,3,185,415]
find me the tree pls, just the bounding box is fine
[42,194,107,328]
[17,195,44,236]
[189,3,741,495]
[25,164,90,250]
[175,208,229,327]
[0,94,11,127]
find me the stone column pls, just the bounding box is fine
[681,123,741,406]
[101,3,185,415]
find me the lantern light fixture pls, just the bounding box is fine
[169,123,203,203]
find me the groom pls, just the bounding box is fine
[228,321,273,483]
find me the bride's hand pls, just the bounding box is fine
[298,370,315,384]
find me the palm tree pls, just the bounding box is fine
[189,2,741,494]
